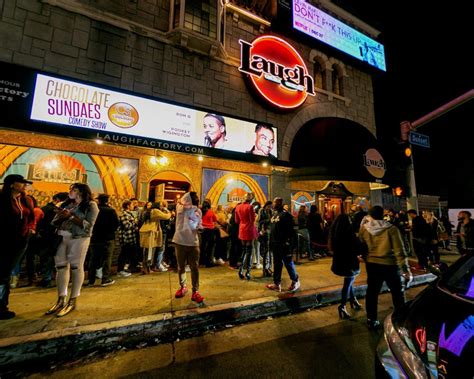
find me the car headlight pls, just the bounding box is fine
[379,314,430,379]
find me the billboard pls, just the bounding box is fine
[30,74,278,158]
[292,0,386,71]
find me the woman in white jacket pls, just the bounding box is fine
[172,192,204,303]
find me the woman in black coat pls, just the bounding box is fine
[329,213,362,319]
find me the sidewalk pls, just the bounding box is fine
[0,249,460,373]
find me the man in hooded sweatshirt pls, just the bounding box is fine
[359,205,412,329]
[172,191,204,303]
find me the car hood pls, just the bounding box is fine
[392,282,473,378]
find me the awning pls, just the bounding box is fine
[289,117,387,183]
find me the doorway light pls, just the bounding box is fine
[159,156,169,166]
[149,150,169,166]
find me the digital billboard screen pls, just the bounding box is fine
[292,0,386,71]
[30,74,278,159]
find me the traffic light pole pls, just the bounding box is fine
[406,151,418,211]
[400,89,474,212]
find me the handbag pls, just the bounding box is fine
[217,225,229,238]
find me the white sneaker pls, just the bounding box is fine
[185,265,191,272]
[256,263,263,269]
[287,280,300,293]
[118,271,132,277]
[162,262,169,268]
[216,258,225,265]
[96,268,103,279]
[159,264,168,272]
[10,275,19,289]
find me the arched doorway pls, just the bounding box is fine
[289,117,382,182]
[148,171,191,205]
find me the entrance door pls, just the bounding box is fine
[154,183,165,202]
[148,171,191,205]
[322,198,343,224]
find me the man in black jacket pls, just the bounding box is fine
[457,211,474,255]
[266,197,300,293]
[37,192,68,288]
[407,209,429,270]
[87,194,119,286]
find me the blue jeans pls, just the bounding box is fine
[155,233,167,268]
[271,243,298,285]
[340,276,356,305]
[297,228,313,257]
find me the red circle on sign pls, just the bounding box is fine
[248,35,310,109]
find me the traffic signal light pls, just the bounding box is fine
[392,185,410,197]
[397,142,412,169]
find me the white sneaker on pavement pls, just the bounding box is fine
[287,280,300,293]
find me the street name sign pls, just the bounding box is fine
[409,131,430,148]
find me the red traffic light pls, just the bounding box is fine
[392,185,409,197]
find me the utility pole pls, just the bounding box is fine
[400,89,474,212]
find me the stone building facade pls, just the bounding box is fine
[0,0,383,214]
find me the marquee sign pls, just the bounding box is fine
[239,35,315,109]
[28,73,277,158]
[292,0,386,71]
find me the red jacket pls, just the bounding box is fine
[235,202,257,241]
[0,192,34,241]
[201,209,217,230]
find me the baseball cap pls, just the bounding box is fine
[1,174,33,186]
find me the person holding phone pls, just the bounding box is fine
[45,183,99,317]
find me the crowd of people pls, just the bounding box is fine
[1,173,473,328]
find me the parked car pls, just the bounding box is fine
[376,254,473,378]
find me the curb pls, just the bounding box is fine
[0,273,436,374]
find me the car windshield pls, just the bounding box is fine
[438,255,474,300]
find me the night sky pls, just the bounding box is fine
[335,1,474,206]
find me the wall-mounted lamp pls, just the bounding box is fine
[149,150,169,166]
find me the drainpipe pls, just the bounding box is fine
[400,89,474,211]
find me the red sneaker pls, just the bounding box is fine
[191,291,204,303]
[266,283,281,292]
[175,286,188,298]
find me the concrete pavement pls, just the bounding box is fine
[0,249,460,374]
